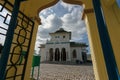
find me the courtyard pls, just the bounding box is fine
[33,63,95,80]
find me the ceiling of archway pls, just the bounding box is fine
[1,0,59,18]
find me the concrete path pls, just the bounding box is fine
[33,63,95,80]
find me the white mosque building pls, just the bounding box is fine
[39,28,88,63]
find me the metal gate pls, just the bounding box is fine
[0,0,34,80]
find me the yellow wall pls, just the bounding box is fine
[101,0,120,74]
[24,21,39,80]
[85,12,108,80]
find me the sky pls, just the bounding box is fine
[0,1,89,54]
[0,5,11,45]
[35,1,89,54]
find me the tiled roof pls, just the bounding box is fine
[54,28,69,33]
[70,42,88,47]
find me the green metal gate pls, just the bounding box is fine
[0,0,34,80]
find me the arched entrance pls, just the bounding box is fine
[55,48,60,61]
[61,48,66,61]
[49,48,53,61]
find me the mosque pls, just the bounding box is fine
[39,28,88,63]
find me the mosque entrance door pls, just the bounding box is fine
[55,48,60,61]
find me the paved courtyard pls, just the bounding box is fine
[33,63,95,80]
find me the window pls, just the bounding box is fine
[72,50,77,58]
[55,36,60,38]
[63,36,65,38]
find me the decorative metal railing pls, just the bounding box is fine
[0,0,34,80]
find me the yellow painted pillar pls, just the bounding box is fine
[84,11,108,80]
[101,0,120,74]
[24,21,39,80]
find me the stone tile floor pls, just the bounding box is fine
[32,63,95,80]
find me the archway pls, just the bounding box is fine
[1,0,119,80]
[37,1,110,79]
[55,48,60,61]
[49,48,53,61]
[61,48,66,61]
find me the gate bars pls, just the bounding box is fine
[0,0,34,80]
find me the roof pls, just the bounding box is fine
[55,28,69,33]
[38,44,45,48]
[70,42,88,47]
[50,28,71,34]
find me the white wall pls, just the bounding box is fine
[70,47,83,62]
[50,32,71,42]
[39,48,46,62]
[45,43,71,61]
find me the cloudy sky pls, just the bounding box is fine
[0,1,89,54]
[0,6,10,45]
[35,1,89,53]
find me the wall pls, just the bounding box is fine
[101,0,120,74]
[45,43,71,61]
[70,47,83,62]
[50,32,71,42]
[39,48,46,62]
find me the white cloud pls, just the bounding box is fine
[35,1,88,54]
[35,13,63,52]
[0,8,11,45]
[60,1,73,12]
[61,6,86,41]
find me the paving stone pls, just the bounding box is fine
[32,63,95,80]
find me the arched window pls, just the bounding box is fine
[72,49,77,58]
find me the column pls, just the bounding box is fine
[67,51,71,61]
[59,49,61,61]
[53,49,55,61]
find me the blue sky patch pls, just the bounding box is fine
[116,0,120,8]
